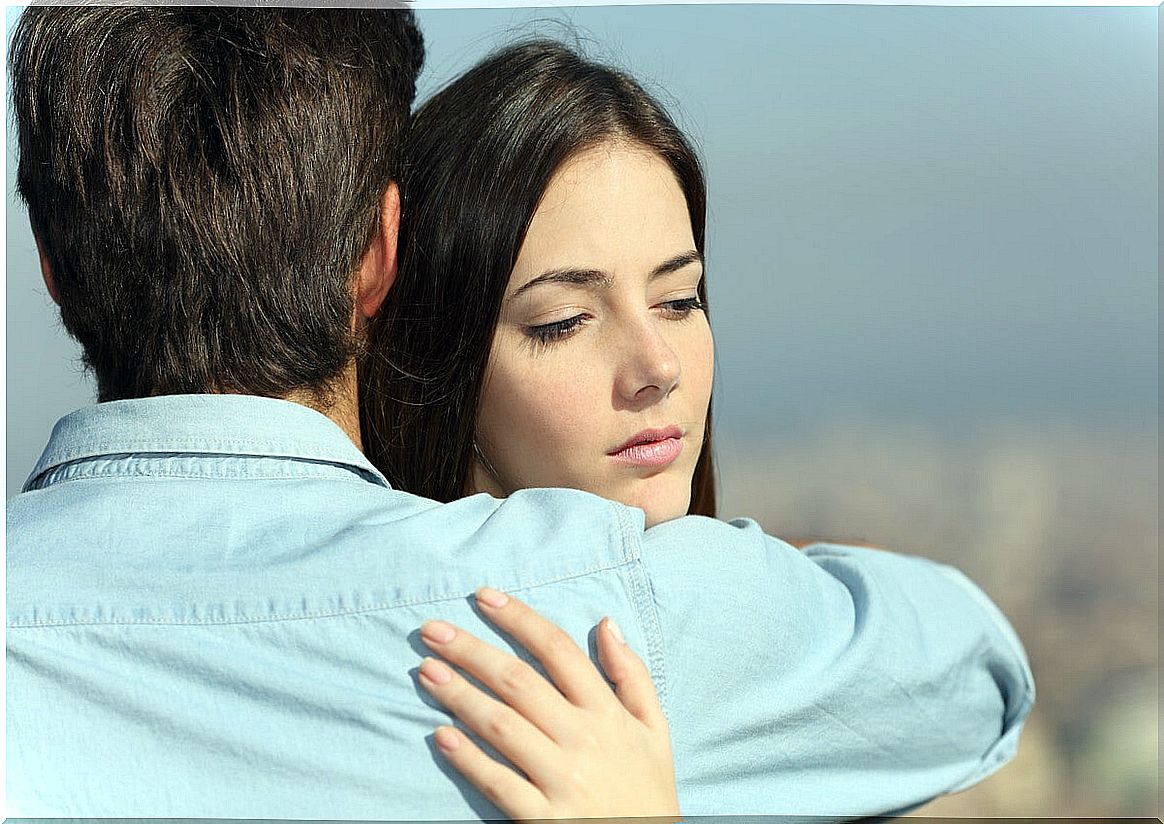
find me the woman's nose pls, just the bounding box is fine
[614,322,681,408]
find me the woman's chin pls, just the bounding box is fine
[614,479,692,529]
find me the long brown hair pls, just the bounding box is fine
[360,40,716,518]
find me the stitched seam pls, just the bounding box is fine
[30,443,380,486]
[8,557,633,628]
[614,504,669,709]
[38,438,364,456]
[31,467,376,485]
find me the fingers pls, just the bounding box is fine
[595,616,668,730]
[418,656,560,781]
[431,725,548,820]
[420,618,574,738]
[471,587,611,708]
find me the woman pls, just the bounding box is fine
[361,40,715,529]
[360,41,703,817]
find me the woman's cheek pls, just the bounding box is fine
[685,321,715,411]
[479,366,582,488]
[520,370,598,462]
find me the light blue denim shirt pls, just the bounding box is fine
[7,395,1033,819]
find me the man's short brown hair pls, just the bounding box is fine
[10,7,424,402]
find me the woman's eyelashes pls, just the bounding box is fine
[525,314,590,351]
[659,296,706,319]
[522,296,706,353]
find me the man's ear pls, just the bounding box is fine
[355,182,401,321]
[33,231,60,306]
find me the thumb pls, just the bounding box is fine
[596,616,666,728]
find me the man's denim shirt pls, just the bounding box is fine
[7,395,1034,819]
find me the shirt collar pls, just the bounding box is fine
[25,394,390,491]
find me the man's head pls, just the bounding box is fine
[10,7,424,405]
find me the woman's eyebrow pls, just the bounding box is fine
[511,268,612,300]
[650,250,703,280]
[511,250,704,301]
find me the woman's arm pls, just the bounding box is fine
[416,587,680,821]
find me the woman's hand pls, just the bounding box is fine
[416,587,679,822]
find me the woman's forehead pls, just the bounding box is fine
[510,144,696,292]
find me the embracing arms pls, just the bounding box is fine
[418,513,1034,818]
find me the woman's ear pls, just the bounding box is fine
[356,182,401,321]
[34,231,60,305]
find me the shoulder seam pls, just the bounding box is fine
[611,502,669,710]
[7,557,631,628]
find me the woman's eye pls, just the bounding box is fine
[659,296,707,318]
[524,314,588,350]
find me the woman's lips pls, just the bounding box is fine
[608,427,684,468]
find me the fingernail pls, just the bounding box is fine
[419,657,453,686]
[434,726,460,753]
[606,617,626,645]
[420,620,456,644]
[476,586,509,608]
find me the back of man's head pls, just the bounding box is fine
[10,7,424,403]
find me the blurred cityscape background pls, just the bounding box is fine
[717,418,1157,818]
[6,4,1158,819]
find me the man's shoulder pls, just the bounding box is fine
[6,475,637,627]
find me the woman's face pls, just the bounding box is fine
[471,142,713,527]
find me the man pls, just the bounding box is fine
[7,6,1032,818]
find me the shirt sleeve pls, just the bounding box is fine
[638,515,1035,818]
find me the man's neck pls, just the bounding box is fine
[284,362,364,453]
